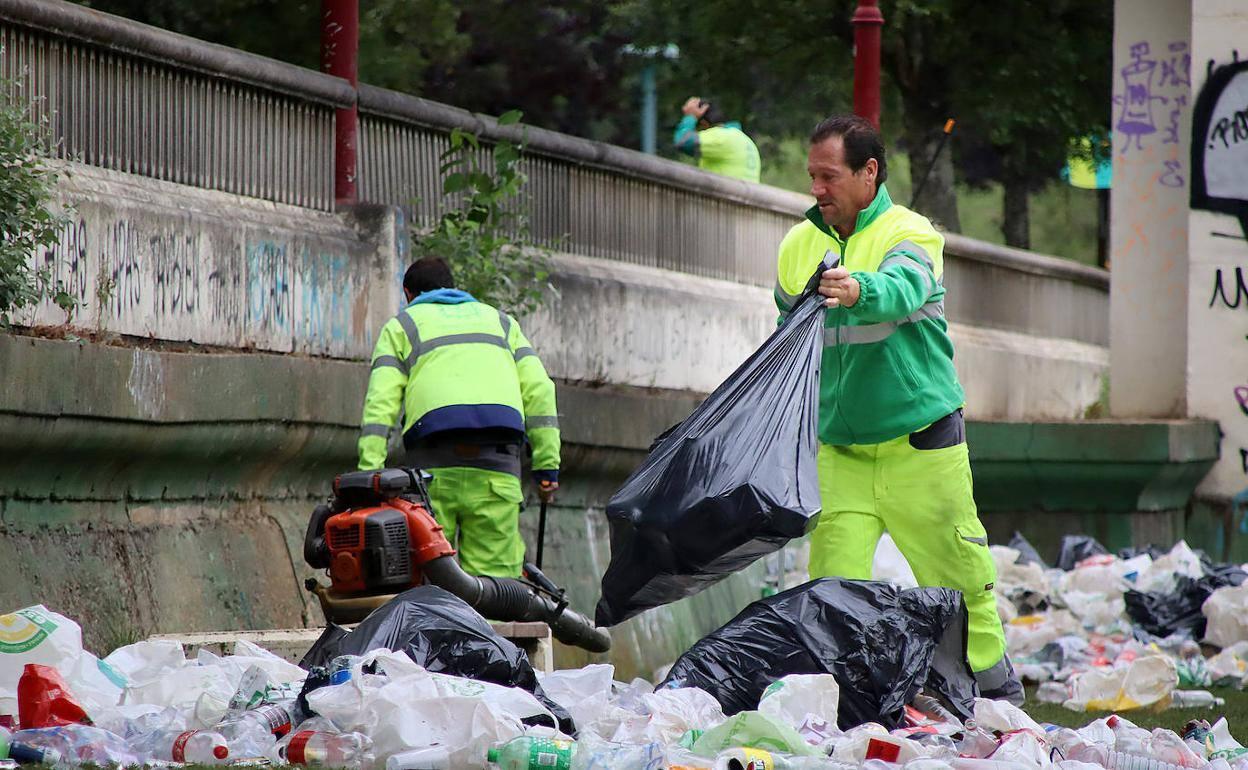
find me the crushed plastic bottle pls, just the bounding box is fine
[279,730,371,767]
[216,701,300,759]
[129,728,230,764]
[0,726,62,766]
[487,736,576,770]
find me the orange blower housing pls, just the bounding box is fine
[306,469,455,597]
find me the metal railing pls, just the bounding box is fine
[1,0,1110,341]
[358,86,805,287]
[0,0,351,210]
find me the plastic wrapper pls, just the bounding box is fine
[659,578,976,730]
[536,665,615,734]
[17,665,91,729]
[1064,652,1177,711]
[299,586,573,735]
[1056,535,1109,571]
[609,687,725,746]
[687,710,820,758]
[757,674,840,741]
[594,263,828,626]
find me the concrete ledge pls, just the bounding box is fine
[969,419,1221,513]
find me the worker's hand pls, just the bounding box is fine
[819,266,861,308]
[537,480,559,503]
[682,96,708,118]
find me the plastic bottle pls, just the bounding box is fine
[329,656,356,686]
[216,701,299,758]
[712,748,791,770]
[487,736,576,770]
[280,731,370,767]
[1071,743,1191,770]
[385,746,452,770]
[1170,690,1225,709]
[130,728,230,764]
[0,726,62,766]
[956,721,1000,759]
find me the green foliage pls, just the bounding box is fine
[0,83,70,326]
[413,111,553,317]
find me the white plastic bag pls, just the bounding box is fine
[537,664,616,732]
[757,673,840,742]
[1064,653,1177,712]
[1204,583,1248,649]
[0,605,125,719]
[610,687,725,746]
[872,533,918,588]
[971,698,1042,734]
[103,640,187,687]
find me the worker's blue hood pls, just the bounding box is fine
[408,288,476,306]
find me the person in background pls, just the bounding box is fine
[673,96,761,183]
[357,257,560,578]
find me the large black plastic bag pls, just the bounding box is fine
[658,578,977,730]
[299,586,575,734]
[594,265,827,626]
[1125,566,1247,639]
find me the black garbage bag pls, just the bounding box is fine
[1007,531,1047,568]
[658,578,977,730]
[1118,545,1166,561]
[1055,534,1110,571]
[299,586,575,734]
[1124,567,1247,639]
[594,263,828,626]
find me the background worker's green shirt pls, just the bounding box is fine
[775,185,965,446]
[673,115,761,183]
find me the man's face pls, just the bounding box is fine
[808,136,877,231]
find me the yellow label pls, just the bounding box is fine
[0,609,58,654]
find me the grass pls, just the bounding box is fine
[1024,687,1248,733]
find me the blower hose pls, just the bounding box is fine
[422,555,612,653]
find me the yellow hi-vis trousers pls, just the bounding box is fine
[808,436,1007,673]
[426,466,526,578]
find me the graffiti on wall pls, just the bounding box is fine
[1116,39,1190,185]
[27,201,374,359]
[1191,51,1248,238]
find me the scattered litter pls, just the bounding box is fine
[4,534,1248,769]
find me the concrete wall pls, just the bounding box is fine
[24,163,403,358]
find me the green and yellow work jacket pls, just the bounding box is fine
[674,115,761,183]
[775,184,964,446]
[357,289,560,478]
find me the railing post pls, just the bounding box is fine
[321,0,359,204]
[852,0,884,129]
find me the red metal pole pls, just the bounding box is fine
[321,0,358,204]
[852,0,884,129]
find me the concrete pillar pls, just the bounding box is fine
[1186,1,1248,500]
[1108,0,1192,418]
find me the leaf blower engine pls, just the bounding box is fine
[303,468,611,653]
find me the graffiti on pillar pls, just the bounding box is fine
[1191,51,1248,239]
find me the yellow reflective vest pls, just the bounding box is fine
[357,290,560,474]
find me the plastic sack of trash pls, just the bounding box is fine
[1007,531,1047,568]
[593,261,828,626]
[299,586,574,735]
[1203,582,1248,648]
[658,578,976,730]
[1125,566,1246,639]
[1056,535,1109,571]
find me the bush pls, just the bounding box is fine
[412,110,554,317]
[0,80,69,326]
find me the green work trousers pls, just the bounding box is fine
[808,436,1007,673]
[426,466,525,578]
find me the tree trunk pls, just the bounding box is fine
[1001,178,1030,249]
[903,112,960,233]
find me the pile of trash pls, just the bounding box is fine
[6,538,1248,770]
[986,534,1247,713]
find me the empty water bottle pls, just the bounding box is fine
[129,728,230,764]
[488,736,576,770]
[1171,690,1225,709]
[279,731,371,767]
[216,701,299,758]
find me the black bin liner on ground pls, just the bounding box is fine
[1007,531,1047,568]
[300,586,574,734]
[594,264,828,627]
[1125,564,1247,639]
[658,578,977,730]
